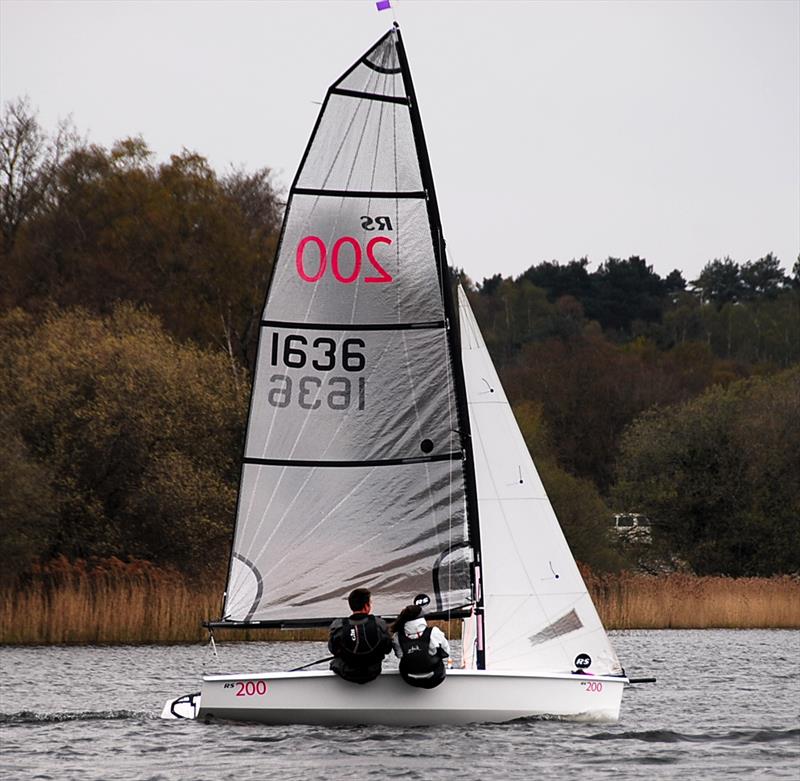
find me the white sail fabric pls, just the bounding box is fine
[222,30,472,623]
[458,287,622,675]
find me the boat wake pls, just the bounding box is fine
[0,709,156,724]
[587,727,800,744]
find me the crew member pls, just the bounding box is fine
[391,604,450,689]
[328,587,392,684]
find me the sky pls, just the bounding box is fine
[1,0,798,285]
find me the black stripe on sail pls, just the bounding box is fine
[244,453,462,469]
[330,87,410,105]
[261,319,446,332]
[293,187,425,199]
[361,56,402,75]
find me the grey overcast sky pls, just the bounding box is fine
[2,0,798,284]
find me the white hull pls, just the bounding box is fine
[162,669,626,725]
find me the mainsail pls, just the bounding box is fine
[221,28,474,625]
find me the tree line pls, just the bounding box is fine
[2,97,798,581]
[464,257,799,493]
[1,98,280,374]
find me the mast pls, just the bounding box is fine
[393,25,486,669]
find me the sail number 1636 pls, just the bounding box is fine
[267,333,366,411]
[270,333,365,371]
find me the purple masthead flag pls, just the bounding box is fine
[376,0,391,11]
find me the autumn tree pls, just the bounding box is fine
[0,419,58,585]
[504,317,769,496]
[0,305,248,574]
[4,130,282,372]
[614,368,800,575]
[0,98,79,255]
[0,98,79,304]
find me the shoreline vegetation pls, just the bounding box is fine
[2,104,798,651]
[1,558,798,646]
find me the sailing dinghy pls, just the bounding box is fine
[163,25,627,725]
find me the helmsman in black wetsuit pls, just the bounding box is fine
[328,587,393,684]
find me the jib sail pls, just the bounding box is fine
[458,288,622,675]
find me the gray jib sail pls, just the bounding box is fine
[222,29,473,624]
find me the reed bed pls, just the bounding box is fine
[585,571,800,630]
[1,558,798,645]
[0,557,221,645]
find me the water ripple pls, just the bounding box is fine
[587,727,800,744]
[0,631,798,781]
[0,709,153,724]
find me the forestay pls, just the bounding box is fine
[222,29,473,625]
[457,287,622,675]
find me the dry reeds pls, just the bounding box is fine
[0,556,222,645]
[585,571,800,629]
[0,557,345,644]
[1,558,798,645]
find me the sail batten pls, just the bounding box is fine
[330,88,410,105]
[243,453,463,468]
[360,56,402,75]
[260,319,446,331]
[292,188,426,198]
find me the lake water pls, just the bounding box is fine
[1,630,797,780]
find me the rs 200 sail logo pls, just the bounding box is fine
[295,217,394,284]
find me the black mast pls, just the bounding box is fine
[393,25,486,670]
